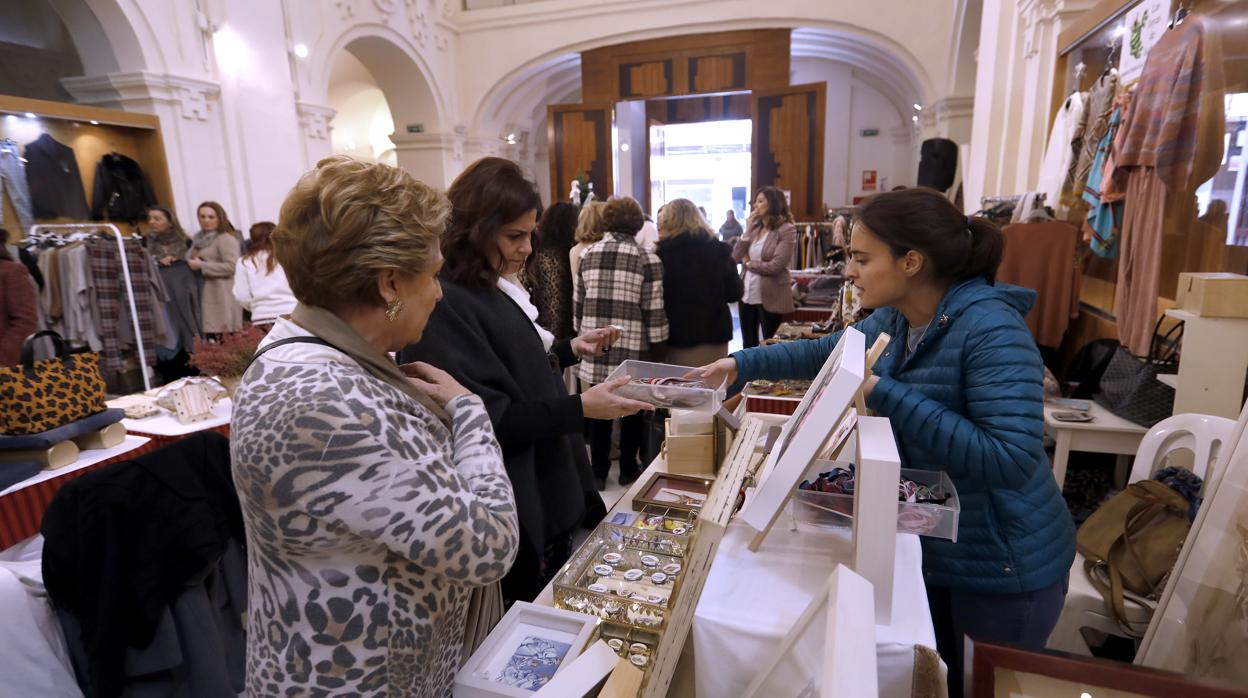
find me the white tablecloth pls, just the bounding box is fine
[693,518,939,698]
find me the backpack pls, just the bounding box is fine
[1076,480,1191,637]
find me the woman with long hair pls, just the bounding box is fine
[654,198,742,367]
[187,201,243,335]
[734,186,796,347]
[233,221,296,326]
[400,157,647,602]
[697,187,1075,696]
[524,202,579,341]
[569,201,606,302]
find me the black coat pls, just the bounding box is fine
[655,233,743,347]
[24,134,90,220]
[41,432,241,698]
[398,280,597,598]
[91,152,156,222]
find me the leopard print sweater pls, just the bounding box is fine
[230,319,520,697]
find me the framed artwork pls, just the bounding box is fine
[971,641,1248,698]
[632,472,713,513]
[1137,400,1248,686]
[738,327,866,550]
[455,602,597,697]
[531,640,619,697]
[743,564,877,698]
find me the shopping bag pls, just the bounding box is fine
[1093,317,1180,427]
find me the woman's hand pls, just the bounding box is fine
[400,361,471,406]
[187,257,203,271]
[160,255,175,266]
[571,326,621,359]
[581,376,653,420]
[686,357,738,390]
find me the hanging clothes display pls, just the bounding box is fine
[1112,17,1225,356]
[0,138,35,235]
[23,134,90,220]
[84,236,163,375]
[91,153,156,222]
[1035,92,1085,216]
[1081,97,1130,258]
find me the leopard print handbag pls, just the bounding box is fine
[0,331,107,435]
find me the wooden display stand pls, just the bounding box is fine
[0,422,127,470]
[0,94,175,239]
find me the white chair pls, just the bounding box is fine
[1047,413,1237,655]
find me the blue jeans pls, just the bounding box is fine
[927,576,1068,697]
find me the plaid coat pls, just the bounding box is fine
[574,231,669,384]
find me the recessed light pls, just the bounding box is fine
[24,112,37,119]
[90,120,100,125]
[293,43,309,58]
[621,143,631,152]
[913,103,923,111]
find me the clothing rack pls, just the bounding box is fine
[29,223,152,391]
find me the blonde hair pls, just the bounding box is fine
[273,155,450,311]
[574,201,607,244]
[657,198,713,240]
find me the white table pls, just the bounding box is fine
[692,520,937,698]
[1044,402,1147,491]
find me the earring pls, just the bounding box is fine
[385,298,404,322]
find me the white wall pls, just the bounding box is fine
[791,58,914,207]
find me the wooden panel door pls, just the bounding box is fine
[548,103,614,203]
[751,82,826,220]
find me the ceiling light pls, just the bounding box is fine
[25,112,37,118]
[90,120,99,125]
[912,115,919,123]
[504,133,517,144]
[620,143,630,152]
[913,103,923,111]
[293,43,309,58]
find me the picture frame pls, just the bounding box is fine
[970,641,1248,698]
[1136,399,1248,686]
[738,327,866,550]
[631,472,714,513]
[743,564,877,698]
[531,640,619,697]
[455,601,598,697]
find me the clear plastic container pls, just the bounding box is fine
[790,461,960,542]
[605,360,724,413]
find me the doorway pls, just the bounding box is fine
[648,118,751,233]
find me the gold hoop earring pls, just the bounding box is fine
[385,298,404,322]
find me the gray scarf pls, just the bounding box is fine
[191,229,219,251]
[289,303,450,425]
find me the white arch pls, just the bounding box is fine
[472,19,934,136]
[310,23,448,133]
[47,0,162,75]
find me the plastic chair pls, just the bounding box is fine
[1046,413,1236,655]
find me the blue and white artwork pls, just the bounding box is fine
[495,635,573,691]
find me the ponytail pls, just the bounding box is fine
[964,215,1005,283]
[856,188,1006,284]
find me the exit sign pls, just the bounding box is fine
[860,128,879,137]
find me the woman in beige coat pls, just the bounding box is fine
[733,186,796,347]
[188,201,243,335]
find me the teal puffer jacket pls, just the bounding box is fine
[733,278,1075,594]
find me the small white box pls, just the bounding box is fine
[455,602,598,697]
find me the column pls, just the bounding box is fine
[391,131,454,186]
[295,102,336,171]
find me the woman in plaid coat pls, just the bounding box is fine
[575,197,669,486]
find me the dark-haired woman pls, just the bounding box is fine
[400,157,650,603]
[734,186,796,347]
[695,187,1075,696]
[233,221,296,326]
[525,202,578,341]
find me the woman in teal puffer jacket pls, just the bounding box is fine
[696,187,1075,696]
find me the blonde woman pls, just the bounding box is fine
[231,156,519,697]
[655,199,743,367]
[569,200,606,301]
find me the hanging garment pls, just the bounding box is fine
[917,138,959,192]
[0,139,34,235]
[1082,103,1126,258]
[1035,92,1085,214]
[997,222,1082,349]
[23,134,89,220]
[85,236,159,374]
[1070,70,1119,199]
[90,153,156,222]
[1112,17,1225,355]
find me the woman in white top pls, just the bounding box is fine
[233,221,296,325]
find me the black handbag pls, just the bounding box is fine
[1093,317,1182,427]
